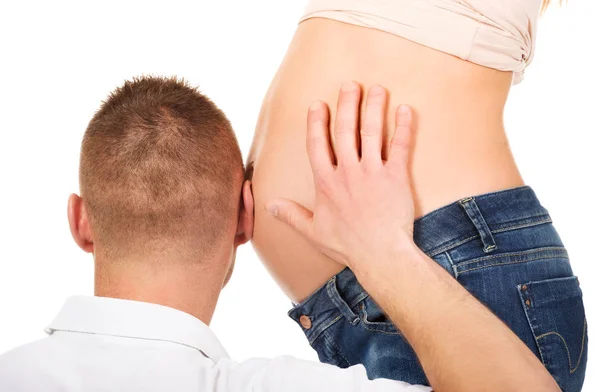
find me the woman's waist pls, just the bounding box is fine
[255,148,523,219]
[253,100,523,218]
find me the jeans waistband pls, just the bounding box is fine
[289,186,551,343]
[414,186,550,256]
[289,268,367,343]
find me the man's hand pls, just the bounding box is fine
[266,82,415,271]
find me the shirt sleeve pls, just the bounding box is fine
[215,355,432,392]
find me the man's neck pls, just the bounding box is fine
[94,257,226,325]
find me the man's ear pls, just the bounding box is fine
[67,194,94,253]
[234,180,254,247]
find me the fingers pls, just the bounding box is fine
[333,82,361,166]
[266,198,314,242]
[387,105,413,174]
[306,101,335,177]
[360,85,387,166]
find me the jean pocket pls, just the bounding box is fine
[356,297,400,335]
[518,276,588,392]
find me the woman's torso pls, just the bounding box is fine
[250,18,525,302]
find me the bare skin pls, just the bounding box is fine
[250,18,524,302]
[66,179,255,325]
[267,85,559,392]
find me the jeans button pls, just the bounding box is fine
[299,315,312,329]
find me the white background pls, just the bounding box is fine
[0,0,598,390]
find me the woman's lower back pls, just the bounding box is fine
[250,18,524,302]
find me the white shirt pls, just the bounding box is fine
[0,296,430,392]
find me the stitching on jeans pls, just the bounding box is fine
[358,303,401,335]
[348,292,370,310]
[490,218,552,234]
[326,279,360,324]
[361,325,401,335]
[518,285,547,366]
[456,247,567,268]
[308,314,343,345]
[427,235,479,257]
[457,254,566,275]
[536,319,587,374]
[426,219,552,257]
[445,251,458,279]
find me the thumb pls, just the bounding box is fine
[266,198,314,241]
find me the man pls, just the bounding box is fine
[0,76,558,391]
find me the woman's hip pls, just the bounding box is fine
[287,186,588,390]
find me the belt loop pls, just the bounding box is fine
[459,197,497,253]
[326,277,360,325]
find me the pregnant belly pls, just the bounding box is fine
[249,18,524,302]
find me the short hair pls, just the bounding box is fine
[80,76,243,261]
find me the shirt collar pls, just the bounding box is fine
[45,296,229,362]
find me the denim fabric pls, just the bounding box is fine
[289,186,588,391]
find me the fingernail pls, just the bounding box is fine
[341,81,357,92]
[266,203,278,217]
[400,105,410,115]
[369,85,385,96]
[310,101,322,112]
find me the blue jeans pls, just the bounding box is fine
[289,186,588,391]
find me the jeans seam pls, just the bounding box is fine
[445,251,458,278]
[456,246,567,268]
[456,246,569,267]
[427,235,479,257]
[307,314,343,345]
[490,218,552,234]
[426,219,552,258]
[457,254,567,275]
[358,303,401,335]
[536,318,587,374]
[360,327,401,335]
[348,292,370,309]
[327,277,359,324]
[518,283,547,367]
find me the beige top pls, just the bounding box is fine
[301,0,543,84]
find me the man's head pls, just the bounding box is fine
[68,76,253,281]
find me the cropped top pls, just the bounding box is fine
[301,0,543,84]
